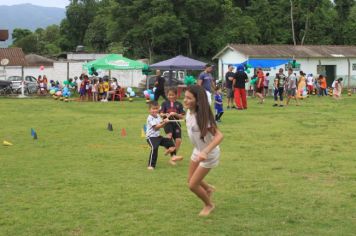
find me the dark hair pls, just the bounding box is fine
[337,77,343,82]
[186,85,217,139]
[266,73,270,76]
[167,87,177,95]
[149,101,159,108]
[205,64,212,68]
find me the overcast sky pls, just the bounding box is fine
[0,0,69,8]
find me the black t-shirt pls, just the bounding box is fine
[234,71,248,88]
[160,100,185,119]
[225,71,235,89]
[156,76,165,91]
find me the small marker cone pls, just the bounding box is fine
[31,128,38,140]
[107,123,113,131]
[121,128,127,137]
[141,128,145,138]
[3,140,13,146]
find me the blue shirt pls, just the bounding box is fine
[214,93,223,113]
[198,71,213,92]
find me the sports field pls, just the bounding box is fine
[1,95,355,235]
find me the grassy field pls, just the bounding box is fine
[0,95,355,236]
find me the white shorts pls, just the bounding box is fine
[206,90,212,105]
[191,148,220,169]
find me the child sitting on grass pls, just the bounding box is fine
[146,101,183,170]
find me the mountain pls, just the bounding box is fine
[0,4,65,47]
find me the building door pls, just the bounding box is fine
[317,65,336,87]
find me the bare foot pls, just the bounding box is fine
[171,155,183,161]
[206,185,216,198]
[164,147,176,156]
[147,166,154,170]
[199,204,215,217]
[169,159,177,166]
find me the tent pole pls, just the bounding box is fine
[109,70,111,79]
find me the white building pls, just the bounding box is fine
[213,44,356,88]
[1,50,146,87]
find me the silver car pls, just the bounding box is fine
[6,76,38,94]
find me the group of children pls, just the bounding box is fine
[145,85,224,216]
[77,74,121,102]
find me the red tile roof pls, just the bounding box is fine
[0,48,28,66]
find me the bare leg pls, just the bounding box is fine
[187,161,214,194]
[188,160,215,216]
[175,138,182,153]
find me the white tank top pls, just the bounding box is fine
[186,110,220,152]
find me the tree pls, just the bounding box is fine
[343,4,356,44]
[334,0,355,44]
[12,28,32,44]
[59,0,99,51]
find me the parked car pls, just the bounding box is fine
[5,75,38,94]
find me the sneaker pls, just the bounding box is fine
[226,106,230,110]
[273,104,278,107]
[147,166,155,170]
[232,106,237,109]
[279,105,284,107]
[216,119,222,123]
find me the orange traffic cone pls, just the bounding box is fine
[121,128,127,137]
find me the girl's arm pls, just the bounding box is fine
[198,128,224,160]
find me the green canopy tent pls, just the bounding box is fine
[83,54,148,86]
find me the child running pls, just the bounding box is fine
[146,101,183,170]
[184,85,224,216]
[160,88,185,163]
[214,86,224,122]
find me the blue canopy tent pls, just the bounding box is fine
[150,55,206,86]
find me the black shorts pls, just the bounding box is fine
[164,122,182,139]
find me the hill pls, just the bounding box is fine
[0,4,65,46]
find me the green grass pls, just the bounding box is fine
[0,95,355,236]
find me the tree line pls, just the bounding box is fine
[11,0,356,63]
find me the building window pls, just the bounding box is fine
[353,64,356,71]
[285,63,301,71]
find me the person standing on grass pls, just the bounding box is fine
[332,78,343,100]
[146,101,183,170]
[154,70,167,101]
[184,85,224,216]
[306,73,314,95]
[286,68,300,106]
[233,65,248,110]
[318,75,327,96]
[160,88,185,161]
[198,64,216,105]
[225,64,236,109]
[273,68,286,107]
[255,68,265,104]
[263,73,270,97]
[214,86,224,122]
